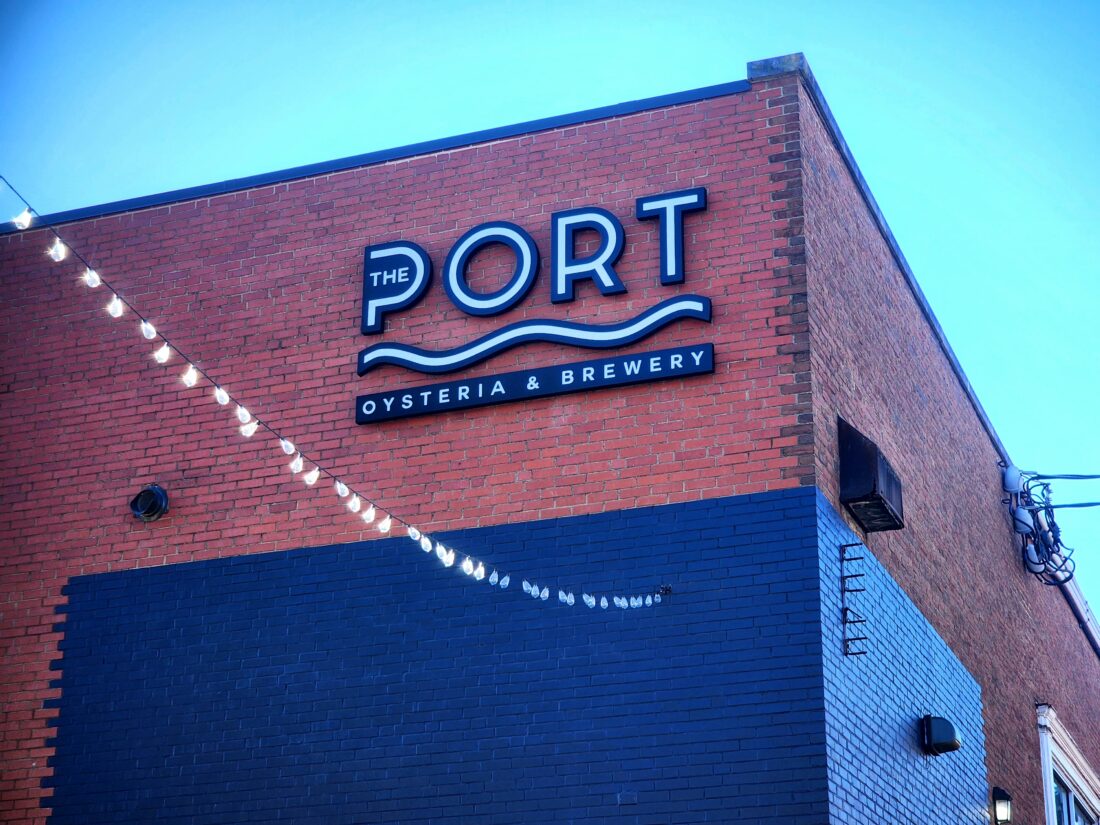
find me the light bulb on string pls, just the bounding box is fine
[6,198,652,619]
[12,208,32,230]
[654,593,662,604]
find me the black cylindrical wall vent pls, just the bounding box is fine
[130,484,169,522]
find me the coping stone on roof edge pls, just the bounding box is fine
[749,53,1100,658]
[750,52,1010,465]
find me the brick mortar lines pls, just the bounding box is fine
[795,76,1100,825]
[0,85,811,823]
[764,77,814,488]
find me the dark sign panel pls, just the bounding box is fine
[356,344,714,424]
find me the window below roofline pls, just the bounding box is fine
[1038,704,1100,825]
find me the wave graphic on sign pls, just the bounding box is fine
[357,296,712,375]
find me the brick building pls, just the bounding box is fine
[1,53,1097,823]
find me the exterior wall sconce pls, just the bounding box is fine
[918,714,961,755]
[992,787,1012,823]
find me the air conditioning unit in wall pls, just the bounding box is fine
[838,418,905,533]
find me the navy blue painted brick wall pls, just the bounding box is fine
[47,488,832,824]
[816,492,988,824]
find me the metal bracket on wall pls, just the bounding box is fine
[840,542,869,657]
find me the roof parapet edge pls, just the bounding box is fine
[751,53,1010,466]
[0,78,751,235]
[748,52,1100,660]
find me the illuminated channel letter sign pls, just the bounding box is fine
[361,242,432,334]
[355,187,713,424]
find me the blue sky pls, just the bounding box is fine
[2,0,1098,605]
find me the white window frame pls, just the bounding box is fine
[1038,704,1100,825]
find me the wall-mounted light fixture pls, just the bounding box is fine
[130,484,169,522]
[992,787,1012,824]
[918,715,961,755]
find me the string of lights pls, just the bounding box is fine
[3,176,666,612]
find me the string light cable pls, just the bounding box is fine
[2,176,667,612]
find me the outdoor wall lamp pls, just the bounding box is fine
[130,484,169,522]
[992,787,1012,824]
[918,715,961,755]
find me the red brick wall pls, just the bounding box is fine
[0,80,811,821]
[799,77,1100,822]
